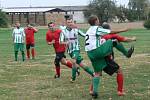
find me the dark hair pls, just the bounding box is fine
[88,15,98,26]
[48,22,54,27]
[102,23,110,29]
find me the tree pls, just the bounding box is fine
[128,0,149,21]
[84,0,117,24]
[0,10,8,28]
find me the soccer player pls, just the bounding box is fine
[24,24,38,59]
[90,22,136,96]
[46,22,74,78]
[60,18,94,82]
[85,15,134,98]
[12,22,25,61]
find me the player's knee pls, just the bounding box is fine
[54,59,60,66]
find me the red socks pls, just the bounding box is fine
[66,60,72,68]
[56,67,60,76]
[117,73,124,92]
[27,50,30,59]
[31,48,35,59]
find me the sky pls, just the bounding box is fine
[0,0,129,8]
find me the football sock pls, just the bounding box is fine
[27,49,30,59]
[55,66,60,76]
[83,66,94,77]
[114,42,128,57]
[72,66,77,80]
[31,48,35,59]
[66,60,72,68]
[117,73,124,92]
[93,77,100,93]
[21,51,25,61]
[15,51,18,61]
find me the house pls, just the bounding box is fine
[2,6,87,26]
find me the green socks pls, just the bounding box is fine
[21,51,25,61]
[84,66,94,77]
[93,77,100,93]
[115,42,128,57]
[15,51,18,61]
[72,66,77,81]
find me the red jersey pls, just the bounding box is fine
[46,29,66,53]
[25,28,36,44]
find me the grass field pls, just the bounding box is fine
[0,28,150,100]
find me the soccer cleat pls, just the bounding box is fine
[91,92,98,99]
[117,91,125,96]
[70,78,75,83]
[127,46,134,58]
[54,74,60,79]
[76,67,80,76]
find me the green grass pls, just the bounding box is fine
[0,28,150,100]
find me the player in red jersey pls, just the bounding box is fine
[24,24,38,59]
[46,22,78,78]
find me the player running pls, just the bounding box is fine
[60,18,94,82]
[46,22,76,78]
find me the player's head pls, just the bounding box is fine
[66,18,73,28]
[48,21,56,31]
[102,22,111,29]
[27,24,33,29]
[15,22,20,28]
[88,15,99,26]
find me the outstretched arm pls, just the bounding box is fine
[110,28,128,34]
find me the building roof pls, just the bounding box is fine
[55,6,88,11]
[2,7,65,13]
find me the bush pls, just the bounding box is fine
[143,20,150,29]
[0,10,8,28]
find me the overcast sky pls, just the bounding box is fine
[0,0,129,8]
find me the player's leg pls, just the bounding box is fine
[91,72,102,99]
[116,67,125,96]
[31,44,35,59]
[26,44,30,59]
[14,43,19,61]
[60,53,72,68]
[54,53,61,78]
[112,39,134,58]
[70,58,78,82]
[98,39,134,58]
[79,62,94,77]
[20,43,25,61]
[73,50,94,77]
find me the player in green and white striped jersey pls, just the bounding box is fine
[60,18,94,82]
[86,15,134,98]
[12,22,25,61]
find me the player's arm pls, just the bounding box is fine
[78,29,86,37]
[47,40,55,45]
[33,27,38,33]
[110,28,128,34]
[59,31,68,45]
[12,29,15,42]
[46,33,54,45]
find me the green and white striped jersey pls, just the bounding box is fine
[85,26,111,51]
[60,27,85,53]
[12,27,25,43]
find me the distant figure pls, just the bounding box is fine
[24,24,38,59]
[12,22,25,61]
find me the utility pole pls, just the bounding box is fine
[29,0,32,7]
